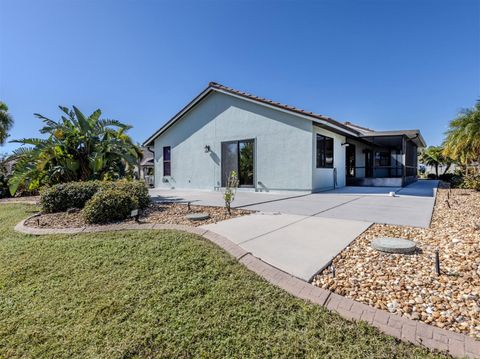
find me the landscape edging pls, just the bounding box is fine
[14,217,480,359]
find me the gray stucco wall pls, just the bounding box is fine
[153,92,314,191]
[312,126,346,191]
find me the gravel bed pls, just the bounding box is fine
[313,188,480,339]
[24,202,251,228]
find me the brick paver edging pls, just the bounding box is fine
[14,217,480,358]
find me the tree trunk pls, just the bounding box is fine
[442,163,451,175]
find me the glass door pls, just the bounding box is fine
[221,139,255,187]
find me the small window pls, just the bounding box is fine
[163,146,171,176]
[375,152,390,167]
[316,134,334,168]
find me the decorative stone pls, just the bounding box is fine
[371,237,417,254]
[185,213,210,221]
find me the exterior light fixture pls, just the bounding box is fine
[204,145,211,153]
[341,143,350,147]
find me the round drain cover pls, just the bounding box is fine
[371,237,417,254]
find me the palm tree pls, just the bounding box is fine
[419,146,450,178]
[0,102,14,145]
[8,106,141,195]
[443,100,480,167]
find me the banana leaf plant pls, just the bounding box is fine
[8,106,142,195]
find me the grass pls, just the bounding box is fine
[0,204,447,358]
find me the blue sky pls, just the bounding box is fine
[0,0,478,153]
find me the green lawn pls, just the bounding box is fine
[0,204,446,358]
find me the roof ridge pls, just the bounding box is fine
[208,82,359,135]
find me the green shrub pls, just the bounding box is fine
[438,173,464,188]
[102,180,150,209]
[461,173,480,191]
[40,181,102,213]
[83,189,138,224]
[40,180,150,213]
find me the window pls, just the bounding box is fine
[375,151,390,167]
[316,134,334,168]
[163,146,171,176]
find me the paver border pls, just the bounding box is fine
[14,216,479,358]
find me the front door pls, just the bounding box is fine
[221,139,255,187]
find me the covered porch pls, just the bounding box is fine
[344,130,423,187]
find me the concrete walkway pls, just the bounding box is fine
[201,212,371,281]
[151,180,438,281]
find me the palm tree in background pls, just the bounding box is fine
[419,146,452,178]
[9,106,141,195]
[0,102,14,145]
[443,100,480,167]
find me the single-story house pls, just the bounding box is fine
[143,82,426,192]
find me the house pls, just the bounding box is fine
[137,147,155,187]
[143,82,426,192]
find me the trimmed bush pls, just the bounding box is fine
[83,189,138,224]
[102,180,150,209]
[40,181,102,213]
[40,180,150,213]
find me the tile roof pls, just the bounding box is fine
[143,82,426,147]
[209,82,359,135]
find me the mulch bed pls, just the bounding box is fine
[24,202,251,228]
[313,188,480,339]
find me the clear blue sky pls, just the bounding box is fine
[0,0,479,154]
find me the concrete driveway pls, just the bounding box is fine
[150,180,438,281]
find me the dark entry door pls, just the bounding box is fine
[221,139,254,187]
[365,150,373,177]
[346,144,356,177]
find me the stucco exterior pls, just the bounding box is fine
[147,82,424,192]
[153,92,315,191]
[312,126,346,191]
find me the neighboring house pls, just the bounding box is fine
[137,147,155,187]
[143,82,426,192]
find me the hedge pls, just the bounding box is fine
[40,181,102,213]
[40,180,150,213]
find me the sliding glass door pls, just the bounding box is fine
[221,139,255,187]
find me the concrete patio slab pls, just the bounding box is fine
[149,188,307,208]
[315,195,435,227]
[151,180,438,228]
[240,195,361,216]
[202,213,371,281]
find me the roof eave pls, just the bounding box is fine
[142,85,214,147]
